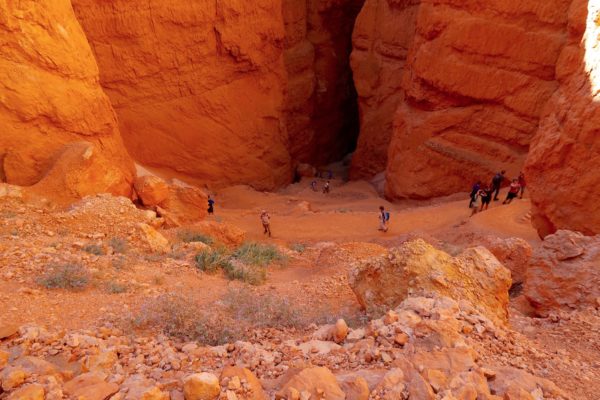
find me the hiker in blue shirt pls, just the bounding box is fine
[378,206,390,232]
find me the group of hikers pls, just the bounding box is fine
[469,170,526,215]
[205,169,526,238]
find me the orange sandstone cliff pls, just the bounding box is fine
[350,0,572,199]
[0,0,134,196]
[71,0,293,191]
[525,0,600,237]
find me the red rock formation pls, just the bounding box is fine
[525,230,600,315]
[284,0,363,166]
[0,0,133,193]
[71,0,292,191]
[525,0,600,237]
[349,0,573,199]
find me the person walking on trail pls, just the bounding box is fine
[207,196,215,215]
[470,190,481,216]
[479,185,492,212]
[323,181,331,194]
[469,181,481,208]
[518,172,526,199]
[503,179,521,205]
[260,210,272,237]
[491,170,506,201]
[310,180,318,192]
[378,206,390,232]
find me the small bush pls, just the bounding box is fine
[106,282,128,294]
[222,262,267,286]
[38,264,90,290]
[133,293,239,345]
[195,247,231,274]
[109,237,128,254]
[178,231,214,245]
[83,244,105,256]
[222,288,304,328]
[289,243,306,254]
[233,242,287,267]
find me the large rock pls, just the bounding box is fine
[348,239,511,323]
[220,366,267,400]
[183,373,221,400]
[525,230,600,315]
[134,176,170,207]
[349,0,572,199]
[0,0,133,191]
[480,236,532,285]
[276,367,345,400]
[525,0,600,237]
[71,0,292,191]
[28,142,132,205]
[6,384,45,400]
[63,372,119,400]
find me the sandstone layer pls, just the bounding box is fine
[72,0,292,191]
[525,230,600,316]
[349,0,573,199]
[0,0,133,195]
[525,0,600,237]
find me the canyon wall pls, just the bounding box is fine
[284,0,363,166]
[0,0,133,196]
[71,0,293,191]
[525,0,600,237]
[349,0,572,199]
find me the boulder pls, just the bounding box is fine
[348,240,511,324]
[338,375,370,400]
[139,223,171,254]
[220,366,267,400]
[193,221,246,247]
[183,373,221,400]
[63,372,119,400]
[480,236,532,284]
[276,367,345,400]
[6,384,45,400]
[134,176,170,207]
[525,230,600,315]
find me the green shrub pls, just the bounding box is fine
[222,262,267,286]
[233,242,287,267]
[195,247,230,274]
[178,231,214,245]
[38,264,90,290]
[109,237,128,254]
[222,288,304,328]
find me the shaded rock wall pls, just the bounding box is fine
[0,0,134,194]
[525,0,600,237]
[349,0,573,199]
[72,0,293,191]
[284,0,363,166]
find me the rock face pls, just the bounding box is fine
[350,0,573,199]
[525,0,600,237]
[525,230,600,315]
[71,0,292,191]
[0,0,134,193]
[348,239,512,323]
[283,0,363,166]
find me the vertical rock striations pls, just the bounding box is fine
[72,0,293,191]
[525,0,600,237]
[350,0,573,199]
[0,0,134,195]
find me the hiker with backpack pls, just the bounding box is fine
[491,170,506,201]
[260,210,272,237]
[469,181,481,208]
[378,206,390,232]
[323,181,331,194]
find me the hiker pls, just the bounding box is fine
[260,210,271,237]
[310,180,318,192]
[503,179,521,204]
[518,172,526,199]
[470,190,481,216]
[491,170,506,201]
[479,185,492,212]
[323,181,331,194]
[207,196,215,215]
[469,181,481,208]
[378,206,390,232]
